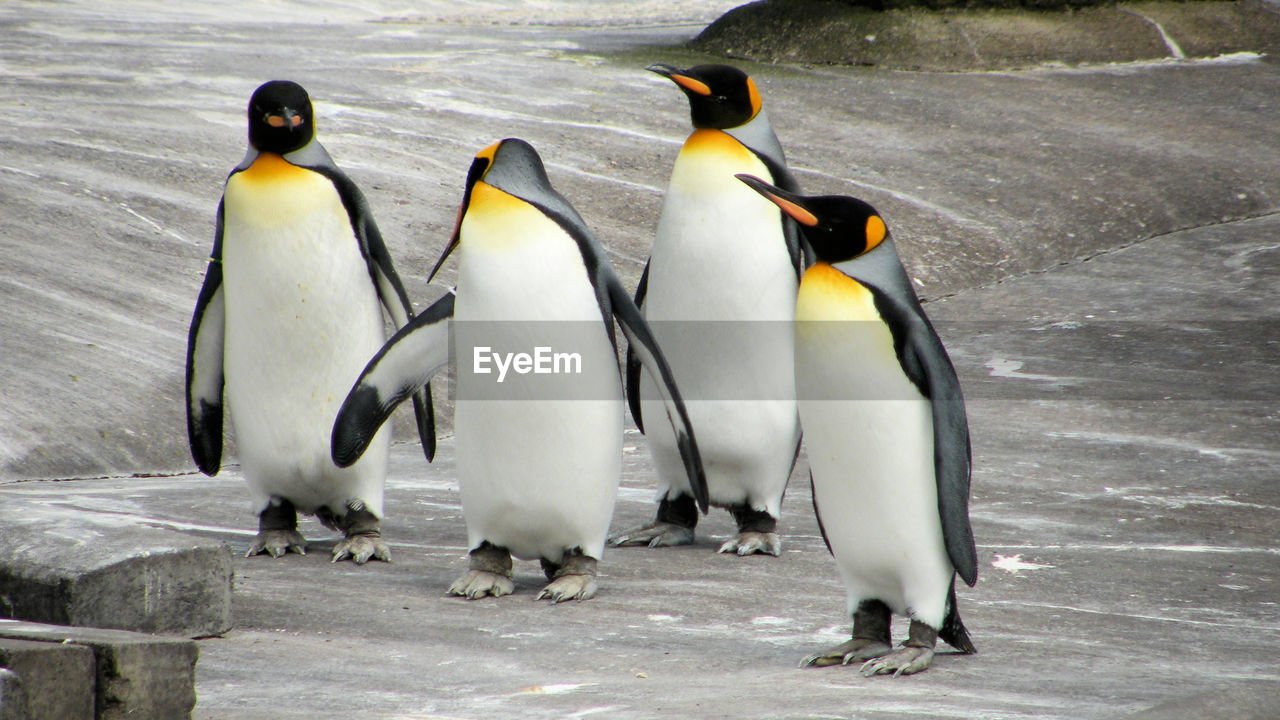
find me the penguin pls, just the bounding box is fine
[185,80,434,565]
[610,64,803,556]
[330,138,707,602]
[737,174,978,676]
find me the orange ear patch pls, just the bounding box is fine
[865,215,887,251]
[746,77,763,118]
[475,141,501,164]
[671,74,712,96]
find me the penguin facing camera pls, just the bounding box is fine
[185,80,434,565]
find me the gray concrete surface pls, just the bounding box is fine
[1,1,1278,718]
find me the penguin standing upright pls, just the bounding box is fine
[739,175,978,676]
[186,80,434,564]
[331,139,707,602]
[611,64,802,556]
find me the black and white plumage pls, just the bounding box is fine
[185,80,433,564]
[739,175,977,676]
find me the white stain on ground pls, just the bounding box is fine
[992,553,1054,574]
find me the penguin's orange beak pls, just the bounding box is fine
[735,174,819,227]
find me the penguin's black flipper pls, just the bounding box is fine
[867,284,977,588]
[308,161,438,464]
[185,201,227,476]
[623,261,650,434]
[332,293,455,469]
[606,275,709,514]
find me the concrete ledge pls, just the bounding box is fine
[0,498,232,638]
[0,621,198,720]
[0,668,27,720]
[692,0,1280,70]
[0,637,95,720]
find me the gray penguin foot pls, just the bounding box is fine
[247,498,306,558]
[800,638,893,668]
[860,620,938,677]
[609,521,695,548]
[449,542,514,599]
[803,599,894,667]
[861,646,935,677]
[537,550,598,603]
[609,494,698,547]
[332,533,390,564]
[328,505,390,564]
[718,531,780,556]
[247,528,307,558]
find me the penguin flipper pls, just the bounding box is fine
[623,261,650,434]
[331,293,455,468]
[605,275,708,514]
[309,161,439,463]
[869,287,978,587]
[185,202,227,476]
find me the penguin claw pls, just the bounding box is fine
[799,639,892,668]
[331,534,391,565]
[537,574,598,603]
[608,522,694,548]
[448,570,514,600]
[859,647,934,677]
[717,531,780,557]
[246,529,307,559]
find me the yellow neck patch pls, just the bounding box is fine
[746,77,762,119]
[682,129,753,161]
[236,152,311,184]
[460,181,546,251]
[796,262,879,323]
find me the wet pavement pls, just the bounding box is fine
[1,2,1278,718]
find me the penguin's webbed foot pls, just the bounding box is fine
[332,533,391,564]
[860,646,935,677]
[328,504,390,564]
[608,522,694,548]
[717,531,780,556]
[537,574,598,603]
[800,638,892,668]
[537,551,597,603]
[860,619,939,677]
[448,570,515,599]
[449,542,514,600]
[246,529,307,558]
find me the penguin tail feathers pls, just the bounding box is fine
[939,580,976,654]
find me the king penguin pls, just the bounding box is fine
[739,175,978,676]
[611,64,803,556]
[330,138,707,602]
[185,80,434,565]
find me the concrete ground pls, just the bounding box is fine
[2,1,1278,718]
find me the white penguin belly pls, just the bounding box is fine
[453,184,622,562]
[640,130,799,513]
[796,266,953,628]
[220,156,390,516]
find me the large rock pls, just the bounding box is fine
[692,0,1280,70]
[0,498,232,638]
